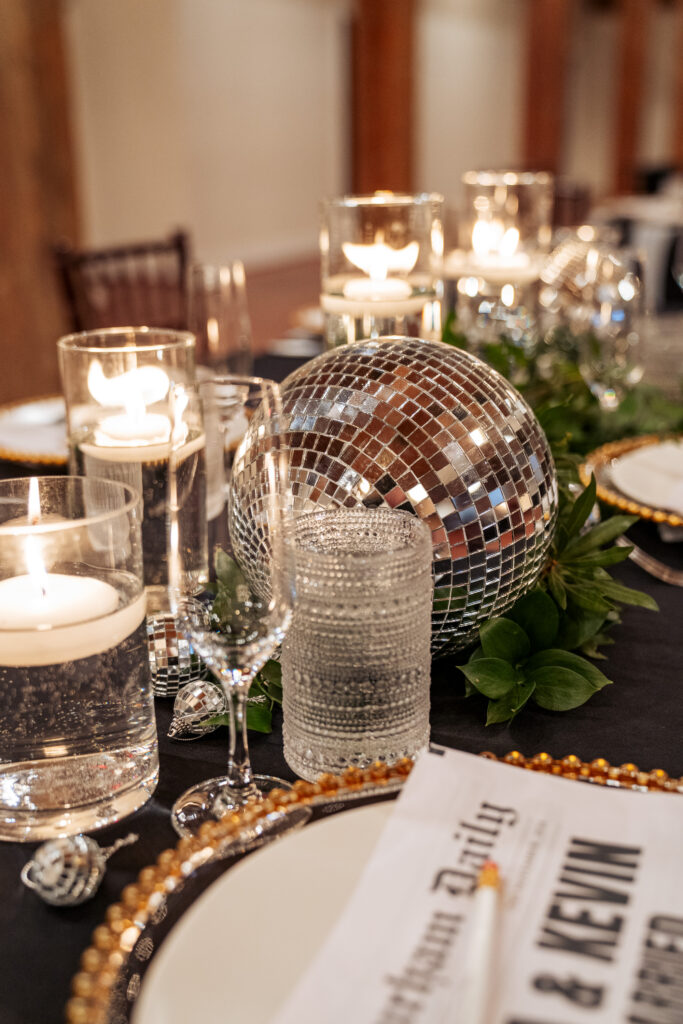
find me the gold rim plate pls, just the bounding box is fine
[66,754,682,1024]
[0,394,67,467]
[581,434,683,528]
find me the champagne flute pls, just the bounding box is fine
[168,376,295,838]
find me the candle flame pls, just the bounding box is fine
[342,236,419,281]
[88,361,170,425]
[472,219,520,260]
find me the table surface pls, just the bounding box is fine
[2,350,683,1024]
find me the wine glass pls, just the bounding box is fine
[167,375,295,838]
[577,247,645,411]
[188,262,254,375]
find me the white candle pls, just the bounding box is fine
[322,234,428,316]
[0,573,146,666]
[343,277,412,303]
[95,411,171,447]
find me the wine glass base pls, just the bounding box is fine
[171,773,294,838]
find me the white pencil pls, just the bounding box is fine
[459,861,501,1024]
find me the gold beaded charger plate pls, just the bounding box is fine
[0,394,67,466]
[67,755,683,1024]
[581,434,683,529]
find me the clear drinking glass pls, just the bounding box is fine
[167,376,295,837]
[188,262,254,375]
[0,476,156,840]
[281,507,433,781]
[576,247,646,410]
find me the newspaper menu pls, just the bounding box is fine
[271,746,683,1024]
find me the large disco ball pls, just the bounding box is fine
[231,336,558,652]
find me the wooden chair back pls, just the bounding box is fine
[54,230,190,332]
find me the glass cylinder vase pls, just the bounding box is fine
[445,170,554,353]
[320,192,444,348]
[0,476,157,841]
[57,327,207,607]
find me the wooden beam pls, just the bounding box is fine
[0,0,79,404]
[523,0,575,174]
[613,0,653,193]
[351,0,415,194]
[673,0,683,170]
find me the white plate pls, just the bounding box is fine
[0,395,67,465]
[133,802,393,1024]
[611,440,683,518]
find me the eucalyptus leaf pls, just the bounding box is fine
[460,658,518,698]
[529,667,601,711]
[479,618,531,663]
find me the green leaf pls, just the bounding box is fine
[257,659,283,702]
[555,605,607,651]
[546,569,567,610]
[246,701,273,734]
[506,589,559,651]
[561,515,638,560]
[596,579,659,611]
[564,546,633,568]
[460,658,518,698]
[562,475,597,544]
[525,649,612,691]
[214,548,246,589]
[479,618,531,663]
[529,666,603,711]
[562,583,612,616]
[486,680,536,725]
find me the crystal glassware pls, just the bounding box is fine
[167,376,295,837]
[0,476,157,841]
[188,261,254,375]
[576,247,646,410]
[281,506,433,780]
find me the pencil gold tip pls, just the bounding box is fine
[478,860,500,889]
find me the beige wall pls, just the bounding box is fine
[64,0,679,266]
[64,0,350,266]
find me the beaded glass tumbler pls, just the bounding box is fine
[281,507,433,779]
[230,336,558,653]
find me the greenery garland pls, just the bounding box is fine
[442,313,682,724]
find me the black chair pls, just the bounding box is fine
[53,230,191,333]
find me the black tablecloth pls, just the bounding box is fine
[2,352,683,1023]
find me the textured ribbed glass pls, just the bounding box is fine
[282,507,433,780]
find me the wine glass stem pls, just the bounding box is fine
[225,682,256,795]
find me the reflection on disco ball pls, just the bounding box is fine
[231,336,558,652]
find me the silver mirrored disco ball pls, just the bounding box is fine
[231,337,558,652]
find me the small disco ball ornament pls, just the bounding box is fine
[231,336,558,653]
[146,612,206,698]
[20,833,138,907]
[167,678,228,740]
